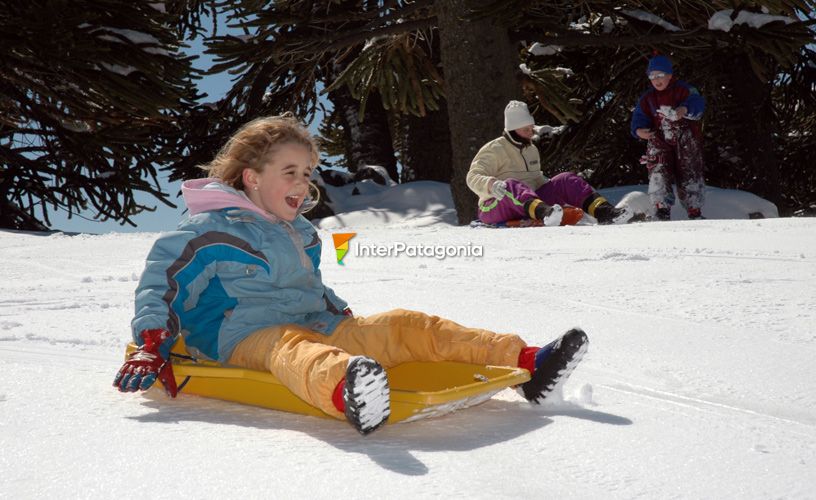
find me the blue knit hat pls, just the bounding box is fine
[646,55,673,75]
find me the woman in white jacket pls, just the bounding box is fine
[467,100,638,226]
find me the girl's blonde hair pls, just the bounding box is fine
[201,113,321,208]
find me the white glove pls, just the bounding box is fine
[657,105,679,121]
[490,179,508,200]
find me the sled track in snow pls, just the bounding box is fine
[0,343,112,362]
[597,378,816,433]
[575,250,809,265]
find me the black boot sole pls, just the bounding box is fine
[521,328,589,404]
[344,356,391,435]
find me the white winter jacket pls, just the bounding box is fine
[466,132,548,202]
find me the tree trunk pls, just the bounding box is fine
[436,0,520,224]
[327,74,398,182]
[401,101,452,183]
[730,54,781,208]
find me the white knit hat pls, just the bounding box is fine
[504,100,535,131]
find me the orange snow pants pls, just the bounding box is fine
[228,309,527,418]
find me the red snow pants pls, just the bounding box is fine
[643,120,706,213]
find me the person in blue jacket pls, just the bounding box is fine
[113,114,589,435]
[631,55,707,220]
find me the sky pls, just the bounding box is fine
[2,182,813,499]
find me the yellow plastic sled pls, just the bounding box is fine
[125,339,530,423]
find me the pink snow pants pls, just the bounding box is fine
[478,173,594,224]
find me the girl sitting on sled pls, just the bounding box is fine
[113,114,588,435]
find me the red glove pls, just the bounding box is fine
[342,307,354,317]
[113,329,178,397]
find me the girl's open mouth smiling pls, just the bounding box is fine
[285,195,300,208]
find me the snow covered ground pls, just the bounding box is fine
[1,183,814,499]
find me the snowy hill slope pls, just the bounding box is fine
[1,190,814,498]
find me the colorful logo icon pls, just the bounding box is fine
[332,233,356,265]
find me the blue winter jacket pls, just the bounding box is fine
[630,78,705,138]
[131,179,349,362]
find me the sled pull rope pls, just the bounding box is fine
[169,352,197,394]
[176,376,192,393]
[170,352,198,362]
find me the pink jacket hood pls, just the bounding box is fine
[181,178,281,223]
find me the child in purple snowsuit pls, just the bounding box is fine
[631,55,707,220]
[467,101,640,226]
